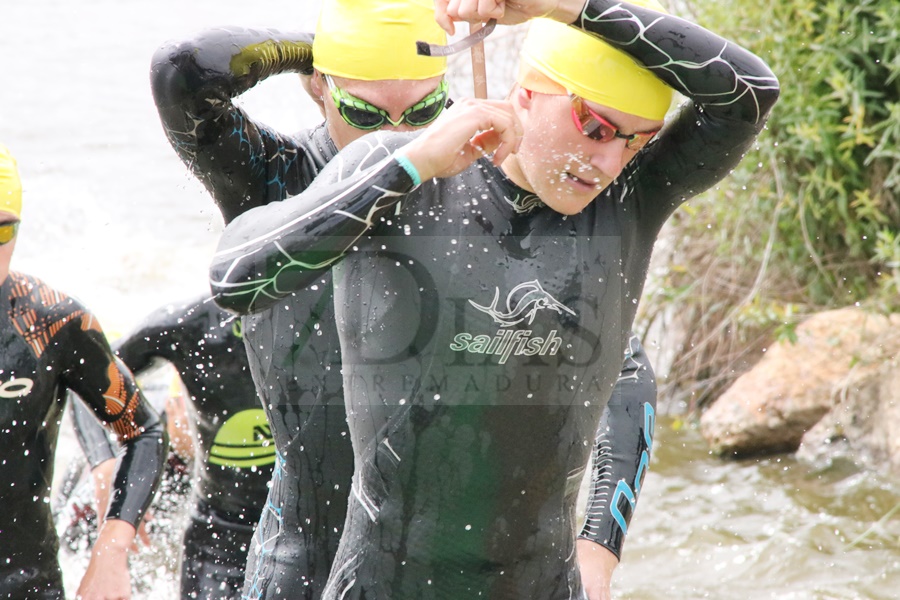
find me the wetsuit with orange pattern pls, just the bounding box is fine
[0,272,165,599]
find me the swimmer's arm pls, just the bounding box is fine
[151,27,317,223]
[61,311,167,530]
[112,298,205,375]
[70,390,152,543]
[571,0,779,125]
[577,540,618,600]
[210,131,420,314]
[568,0,780,219]
[70,393,118,468]
[580,336,657,562]
[67,306,180,470]
[70,301,196,511]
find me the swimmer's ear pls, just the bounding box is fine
[307,71,327,116]
[514,85,534,109]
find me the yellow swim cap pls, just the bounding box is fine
[0,144,22,219]
[313,0,447,81]
[519,4,674,120]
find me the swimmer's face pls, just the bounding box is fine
[504,89,664,215]
[312,71,447,149]
[0,211,19,284]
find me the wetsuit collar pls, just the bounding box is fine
[487,158,544,215]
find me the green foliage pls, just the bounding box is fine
[646,0,900,411]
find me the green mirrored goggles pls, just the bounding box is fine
[326,76,449,130]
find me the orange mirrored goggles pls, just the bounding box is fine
[570,95,659,151]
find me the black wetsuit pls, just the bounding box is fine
[209,1,778,598]
[0,272,165,599]
[153,22,662,599]
[71,295,271,599]
[152,29,351,599]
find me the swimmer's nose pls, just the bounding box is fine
[589,138,633,181]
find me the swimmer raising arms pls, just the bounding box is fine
[210,0,778,598]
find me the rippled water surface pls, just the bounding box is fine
[3,2,899,599]
[615,417,900,599]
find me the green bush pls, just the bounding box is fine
[645,0,900,411]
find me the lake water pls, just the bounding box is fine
[2,1,898,598]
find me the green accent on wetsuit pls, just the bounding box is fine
[209,408,276,467]
[229,40,315,78]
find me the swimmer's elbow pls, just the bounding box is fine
[208,266,255,316]
[208,260,279,315]
[757,73,781,122]
[149,41,194,107]
[211,291,254,316]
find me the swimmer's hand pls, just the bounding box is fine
[577,539,619,600]
[76,519,135,599]
[433,0,585,33]
[397,98,522,181]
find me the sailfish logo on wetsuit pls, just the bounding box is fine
[469,280,576,326]
[450,280,576,364]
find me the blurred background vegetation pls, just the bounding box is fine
[641,0,900,413]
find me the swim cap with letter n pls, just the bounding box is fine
[313,0,447,81]
[0,144,23,219]
[518,0,674,121]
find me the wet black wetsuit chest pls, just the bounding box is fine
[336,160,643,440]
[324,160,658,600]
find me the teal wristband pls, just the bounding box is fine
[394,154,422,187]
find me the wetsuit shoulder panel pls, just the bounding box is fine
[151,27,333,223]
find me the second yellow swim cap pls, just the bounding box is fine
[313,0,447,81]
[0,144,23,219]
[519,0,674,121]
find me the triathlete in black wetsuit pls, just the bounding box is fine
[152,2,659,596]
[0,144,166,599]
[209,0,779,597]
[70,295,272,599]
[150,24,351,599]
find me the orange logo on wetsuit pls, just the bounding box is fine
[6,272,144,440]
[450,280,575,364]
